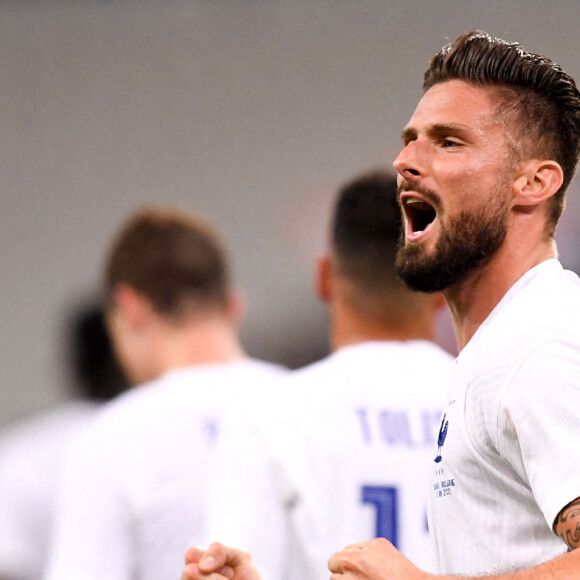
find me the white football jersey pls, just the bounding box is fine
[429,259,580,575]
[206,340,454,580]
[0,402,100,580]
[44,359,285,580]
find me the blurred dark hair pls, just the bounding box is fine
[424,30,580,232]
[329,168,437,329]
[332,168,402,290]
[69,304,128,401]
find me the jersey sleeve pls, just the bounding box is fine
[497,337,580,530]
[205,400,292,580]
[44,426,133,580]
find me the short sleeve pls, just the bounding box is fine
[497,338,580,529]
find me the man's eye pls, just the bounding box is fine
[442,139,460,148]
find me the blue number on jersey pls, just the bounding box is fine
[361,485,399,548]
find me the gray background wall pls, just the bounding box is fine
[2,0,580,426]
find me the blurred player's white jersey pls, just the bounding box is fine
[207,340,453,580]
[0,402,100,580]
[429,259,580,575]
[44,360,285,580]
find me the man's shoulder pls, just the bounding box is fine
[290,341,452,381]
[474,262,580,351]
[0,402,100,479]
[0,402,97,450]
[76,359,285,448]
[459,264,580,415]
[271,341,453,418]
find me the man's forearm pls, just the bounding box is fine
[554,497,580,550]
[472,548,580,580]
[467,497,580,580]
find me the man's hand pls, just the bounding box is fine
[328,538,432,580]
[180,543,263,580]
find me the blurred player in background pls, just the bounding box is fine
[182,30,580,580]
[199,170,453,580]
[0,303,128,580]
[44,207,285,580]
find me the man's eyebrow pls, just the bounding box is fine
[401,123,474,143]
[401,127,417,142]
[429,123,472,137]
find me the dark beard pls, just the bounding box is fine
[395,205,508,293]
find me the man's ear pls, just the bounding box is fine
[225,289,246,326]
[110,283,150,329]
[512,159,564,208]
[316,253,333,303]
[431,292,447,313]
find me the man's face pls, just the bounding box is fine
[393,79,515,293]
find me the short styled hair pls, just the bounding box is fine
[330,169,415,318]
[104,207,230,319]
[423,30,580,231]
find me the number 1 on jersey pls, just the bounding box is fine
[361,485,399,548]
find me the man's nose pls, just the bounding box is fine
[393,141,423,180]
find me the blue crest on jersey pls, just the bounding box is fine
[204,419,219,444]
[434,413,448,463]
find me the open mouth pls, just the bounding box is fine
[402,196,437,235]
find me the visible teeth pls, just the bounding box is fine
[405,199,432,211]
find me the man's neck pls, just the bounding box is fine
[444,235,557,352]
[329,298,437,352]
[147,318,246,379]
